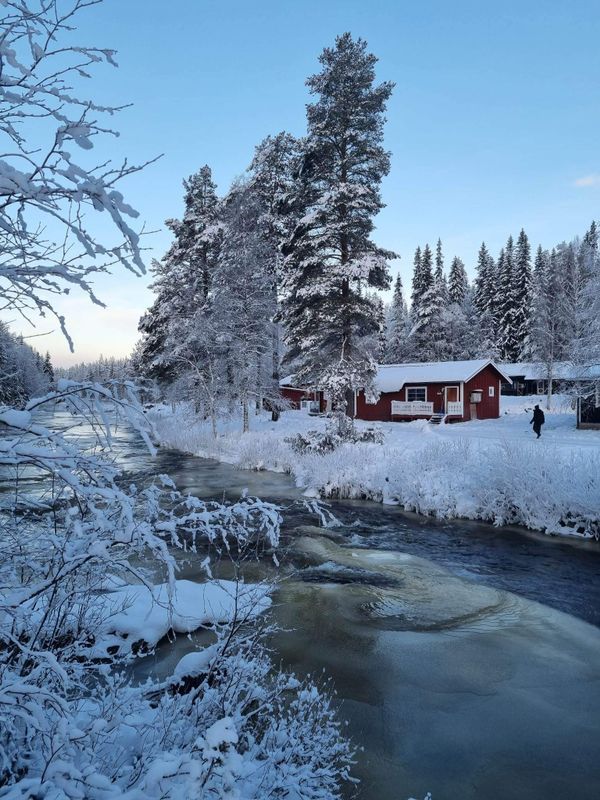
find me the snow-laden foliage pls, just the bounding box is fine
[0,383,354,797]
[280,33,395,408]
[0,3,354,795]
[0,321,52,404]
[136,136,301,430]
[0,0,153,347]
[152,404,600,540]
[287,416,383,455]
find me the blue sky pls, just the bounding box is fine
[37,0,599,365]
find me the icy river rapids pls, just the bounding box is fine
[21,415,600,799]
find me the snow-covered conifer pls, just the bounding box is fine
[448,256,469,305]
[411,244,433,310]
[280,33,395,408]
[248,132,301,419]
[474,242,495,317]
[434,238,448,300]
[384,273,411,362]
[512,228,533,359]
[496,237,518,360]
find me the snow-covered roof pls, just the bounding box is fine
[500,362,600,381]
[279,375,297,387]
[375,359,512,393]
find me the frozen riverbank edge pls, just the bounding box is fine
[149,396,600,540]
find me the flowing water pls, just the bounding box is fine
[10,412,600,799]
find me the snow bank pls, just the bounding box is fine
[95,578,271,657]
[150,401,600,539]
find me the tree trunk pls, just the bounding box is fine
[242,400,249,433]
[546,374,553,410]
[271,324,280,422]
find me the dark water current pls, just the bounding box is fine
[4,411,599,800]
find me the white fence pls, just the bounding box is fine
[390,400,463,417]
[391,400,434,416]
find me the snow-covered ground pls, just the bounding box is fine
[150,395,600,538]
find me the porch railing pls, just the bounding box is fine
[446,401,463,416]
[391,400,434,416]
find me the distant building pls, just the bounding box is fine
[577,385,600,429]
[500,361,598,395]
[500,362,600,429]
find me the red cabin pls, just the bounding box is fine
[355,360,512,423]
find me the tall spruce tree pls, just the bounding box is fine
[248,132,300,419]
[384,272,410,362]
[137,165,221,383]
[210,178,275,432]
[530,245,561,407]
[281,33,395,408]
[448,256,468,305]
[434,238,448,300]
[496,237,518,360]
[411,243,433,310]
[474,242,495,317]
[411,243,447,361]
[512,228,533,359]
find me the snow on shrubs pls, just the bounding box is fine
[0,385,354,798]
[287,415,384,455]
[153,406,600,539]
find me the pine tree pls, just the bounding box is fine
[42,352,54,385]
[384,272,410,362]
[434,238,448,300]
[496,237,518,360]
[410,243,448,361]
[448,256,468,305]
[281,33,395,409]
[411,244,433,310]
[474,242,495,317]
[248,132,300,420]
[512,228,533,359]
[211,178,279,432]
[137,166,221,383]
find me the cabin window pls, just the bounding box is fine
[536,380,545,394]
[406,387,426,402]
[488,386,495,397]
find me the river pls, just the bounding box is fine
[10,413,600,799]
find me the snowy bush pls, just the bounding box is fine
[287,415,384,455]
[0,384,355,797]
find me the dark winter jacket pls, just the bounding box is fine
[531,407,545,427]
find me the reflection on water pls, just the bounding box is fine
[9,410,600,799]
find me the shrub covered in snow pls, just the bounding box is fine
[287,414,384,455]
[0,385,354,798]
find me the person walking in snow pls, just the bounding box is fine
[530,404,545,438]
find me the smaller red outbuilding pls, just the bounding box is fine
[279,376,327,413]
[355,359,512,423]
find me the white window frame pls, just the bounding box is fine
[488,385,495,397]
[405,386,427,403]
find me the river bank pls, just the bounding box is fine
[37,409,599,799]
[149,396,600,539]
[111,430,600,800]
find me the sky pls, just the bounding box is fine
[15,0,600,366]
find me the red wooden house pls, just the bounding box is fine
[355,359,512,423]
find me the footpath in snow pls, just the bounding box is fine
[150,396,600,539]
